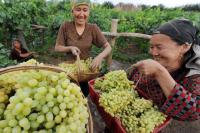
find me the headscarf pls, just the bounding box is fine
[71,0,90,9]
[153,19,200,77]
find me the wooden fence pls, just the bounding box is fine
[103,19,151,65]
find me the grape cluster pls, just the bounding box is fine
[58,58,98,74]
[119,99,166,133]
[94,70,134,93]
[96,70,166,133]
[0,70,89,133]
[99,90,137,116]
[19,59,44,66]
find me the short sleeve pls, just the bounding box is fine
[56,22,67,46]
[92,24,107,48]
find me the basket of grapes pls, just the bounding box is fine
[88,70,171,133]
[0,65,93,133]
[58,56,100,83]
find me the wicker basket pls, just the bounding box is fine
[62,55,100,82]
[0,65,93,133]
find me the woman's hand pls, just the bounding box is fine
[133,59,177,97]
[133,59,165,77]
[91,55,103,71]
[69,46,80,56]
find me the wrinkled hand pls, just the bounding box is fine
[132,59,164,76]
[91,55,103,71]
[70,46,80,56]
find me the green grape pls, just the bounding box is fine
[51,75,59,82]
[3,127,12,133]
[28,113,38,121]
[46,93,54,101]
[42,105,49,113]
[52,106,60,115]
[49,88,56,96]
[59,110,67,118]
[47,101,54,107]
[12,126,21,133]
[0,120,8,128]
[59,103,66,110]
[46,112,54,121]
[55,115,62,124]
[30,121,39,129]
[23,98,33,107]
[57,95,63,103]
[8,119,18,127]
[37,115,45,123]
[38,87,47,95]
[19,118,30,130]
[28,79,38,87]
[45,121,55,129]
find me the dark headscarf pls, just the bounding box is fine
[153,19,200,77]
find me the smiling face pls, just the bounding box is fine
[149,34,191,71]
[72,4,89,26]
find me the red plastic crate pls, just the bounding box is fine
[88,79,172,133]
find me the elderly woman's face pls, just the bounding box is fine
[72,5,89,25]
[149,34,189,71]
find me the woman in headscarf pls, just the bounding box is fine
[10,39,35,62]
[55,0,111,97]
[129,19,200,132]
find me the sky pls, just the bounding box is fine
[91,0,200,8]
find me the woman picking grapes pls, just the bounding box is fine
[55,0,111,97]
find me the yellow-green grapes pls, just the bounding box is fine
[0,70,89,133]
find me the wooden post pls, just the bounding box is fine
[106,19,119,67]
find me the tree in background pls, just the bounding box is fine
[102,1,114,9]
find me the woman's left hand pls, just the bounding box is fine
[133,59,164,77]
[91,55,103,71]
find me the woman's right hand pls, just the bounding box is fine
[69,46,80,56]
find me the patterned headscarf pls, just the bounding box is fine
[153,19,200,76]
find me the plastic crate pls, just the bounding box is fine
[88,79,172,133]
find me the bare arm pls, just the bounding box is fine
[91,42,112,70]
[20,52,33,58]
[97,42,112,59]
[55,43,72,53]
[55,43,80,55]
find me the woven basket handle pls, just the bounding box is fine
[76,54,83,74]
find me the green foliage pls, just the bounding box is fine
[1,1,200,65]
[102,1,114,9]
[0,43,17,67]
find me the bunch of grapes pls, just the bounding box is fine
[99,89,137,116]
[0,70,89,133]
[19,59,44,66]
[118,99,166,133]
[119,98,153,117]
[94,70,134,93]
[58,58,98,75]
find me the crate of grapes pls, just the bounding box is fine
[0,65,93,133]
[89,75,171,133]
